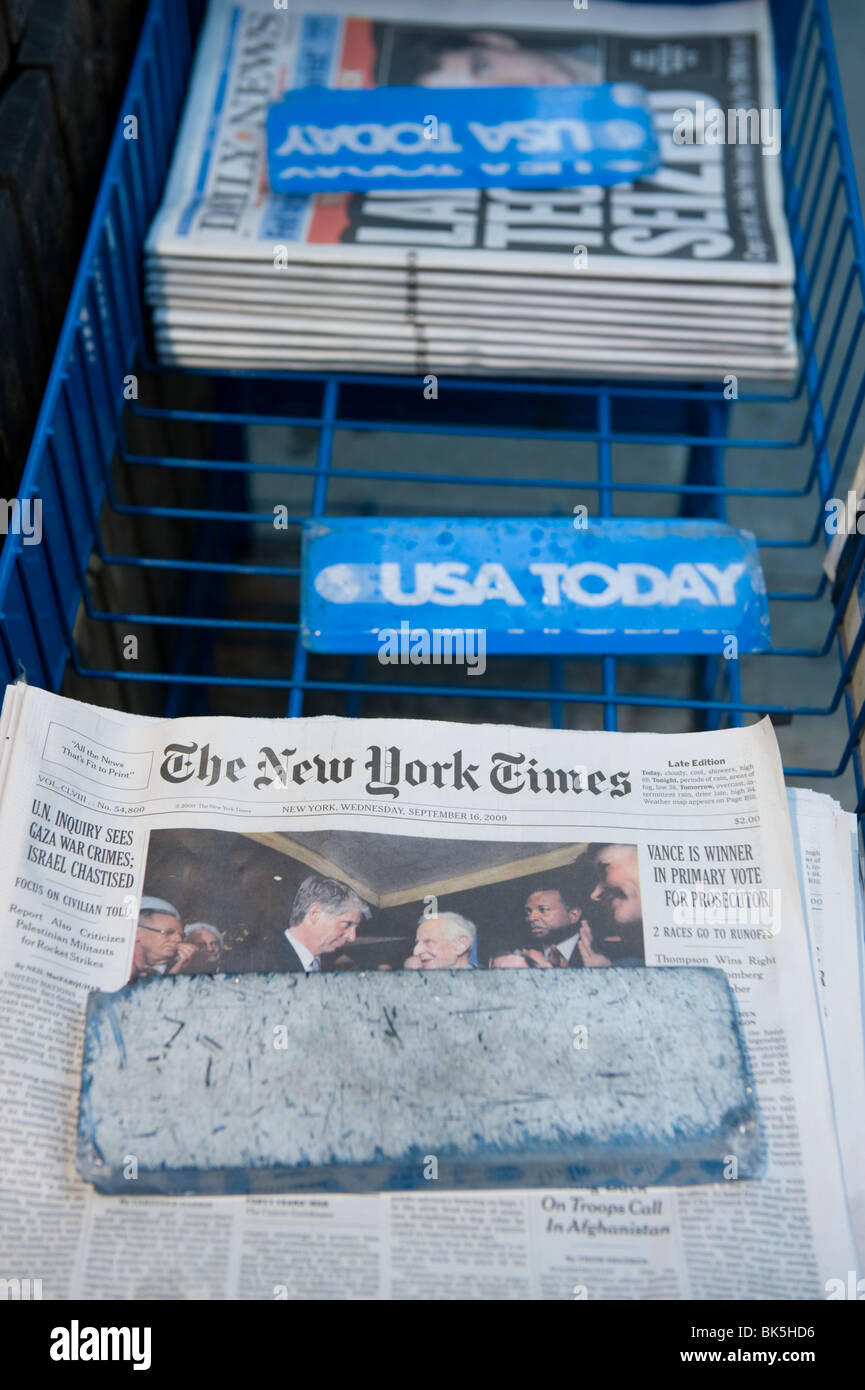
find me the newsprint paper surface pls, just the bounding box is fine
[0,684,859,1300]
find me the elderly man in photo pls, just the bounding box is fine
[179,922,224,974]
[405,911,477,970]
[130,896,198,983]
[233,874,370,974]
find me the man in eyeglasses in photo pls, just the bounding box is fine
[130,896,198,983]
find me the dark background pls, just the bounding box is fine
[0,0,141,500]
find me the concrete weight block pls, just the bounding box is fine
[77,967,762,1195]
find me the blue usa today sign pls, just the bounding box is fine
[301,518,769,656]
[266,82,658,194]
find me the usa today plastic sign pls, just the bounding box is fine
[301,517,769,655]
[267,83,658,192]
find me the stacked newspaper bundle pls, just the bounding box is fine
[0,684,862,1298]
[144,0,797,380]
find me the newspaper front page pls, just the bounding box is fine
[0,684,857,1300]
[146,0,792,285]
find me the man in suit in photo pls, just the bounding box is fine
[232,873,371,974]
[130,896,199,983]
[404,911,478,970]
[522,878,585,966]
[490,863,611,969]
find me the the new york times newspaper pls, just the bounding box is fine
[0,684,860,1300]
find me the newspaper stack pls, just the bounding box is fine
[144,0,797,380]
[0,683,862,1298]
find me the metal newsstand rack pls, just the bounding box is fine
[2,0,865,816]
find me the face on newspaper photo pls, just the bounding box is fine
[134,827,645,982]
[376,23,604,89]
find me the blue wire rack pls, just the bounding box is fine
[2,0,865,811]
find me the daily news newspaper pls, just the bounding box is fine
[146,0,793,286]
[0,684,861,1300]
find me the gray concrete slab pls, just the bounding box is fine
[78,967,762,1195]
